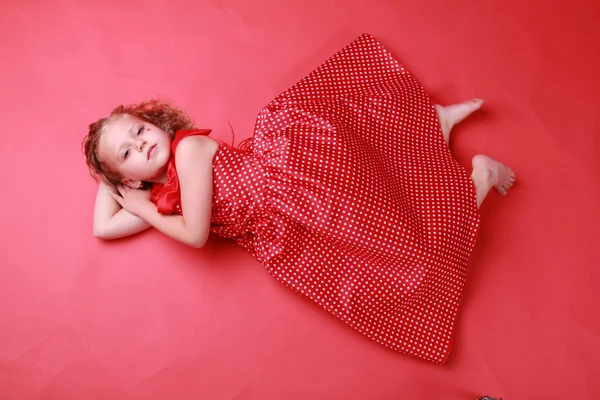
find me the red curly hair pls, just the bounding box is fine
[82,99,197,186]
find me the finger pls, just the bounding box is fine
[109,191,123,205]
[117,185,126,196]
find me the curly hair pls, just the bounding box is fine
[82,99,197,186]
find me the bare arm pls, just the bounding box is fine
[135,136,217,248]
[93,181,151,240]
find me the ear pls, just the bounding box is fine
[122,178,143,189]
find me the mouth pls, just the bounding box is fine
[147,144,157,160]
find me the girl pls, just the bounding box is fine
[82,33,515,364]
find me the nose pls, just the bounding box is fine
[135,138,147,152]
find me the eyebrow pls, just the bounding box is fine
[115,123,137,162]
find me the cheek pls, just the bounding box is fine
[159,149,170,164]
[158,133,171,149]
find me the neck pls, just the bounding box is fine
[148,170,168,185]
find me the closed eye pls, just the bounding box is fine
[124,149,130,159]
[137,126,143,136]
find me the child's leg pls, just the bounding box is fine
[434,99,516,208]
[435,98,484,144]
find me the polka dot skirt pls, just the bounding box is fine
[170,33,480,363]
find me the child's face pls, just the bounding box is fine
[98,114,171,186]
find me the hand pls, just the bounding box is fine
[110,185,152,217]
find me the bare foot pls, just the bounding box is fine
[435,98,485,144]
[471,155,516,207]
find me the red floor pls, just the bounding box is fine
[1,1,599,399]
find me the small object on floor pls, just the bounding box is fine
[478,396,502,400]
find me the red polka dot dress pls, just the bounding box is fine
[151,33,480,364]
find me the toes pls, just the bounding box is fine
[467,98,484,111]
[508,173,516,185]
[471,98,484,108]
[500,179,514,192]
[497,187,508,196]
[443,98,485,127]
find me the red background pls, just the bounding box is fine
[1,0,599,399]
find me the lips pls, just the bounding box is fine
[147,144,157,160]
